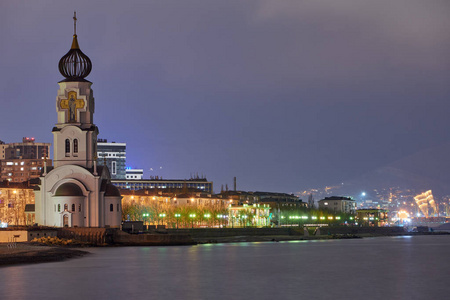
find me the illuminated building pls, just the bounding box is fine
[97,139,126,179]
[356,209,388,226]
[414,190,438,218]
[34,14,121,228]
[126,168,143,179]
[113,178,213,193]
[0,138,51,182]
[318,196,356,214]
[0,181,35,226]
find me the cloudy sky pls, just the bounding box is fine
[1,0,449,194]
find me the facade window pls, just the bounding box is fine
[64,204,68,211]
[112,161,116,175]
[110,204,114,212]
[72,204,75,212]
[73,139,78,153]
[58,204,61,212]
[65,139,70,155]
[79,204,81,212]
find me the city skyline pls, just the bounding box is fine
[1,1,449,195]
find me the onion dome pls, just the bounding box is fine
[58,34,92,81]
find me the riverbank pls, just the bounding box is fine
[0,244,89,267]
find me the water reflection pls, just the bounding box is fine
[0,235,449,300]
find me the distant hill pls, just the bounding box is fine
[341,143,450,197]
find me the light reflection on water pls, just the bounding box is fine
[1,235,449,300]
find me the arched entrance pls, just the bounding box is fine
[63,214,69,227]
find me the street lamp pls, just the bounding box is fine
[159,213,166,226]
[142,213,149,225]
[189,213,196,228]
[217,214,222,227]
[175,213,181,229]
[204,213,211,227]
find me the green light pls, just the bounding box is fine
[175,214,181,218]
[336,216,341,220]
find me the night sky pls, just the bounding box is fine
[1,1,449,194]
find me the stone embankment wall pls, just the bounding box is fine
[167,228,302,237]
[321,226,406,235]
[167,226,405,238]
[58,228,116,245]
[113,230,195,246]
[0,228,57,242]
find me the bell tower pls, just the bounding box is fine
[53,12,98,169]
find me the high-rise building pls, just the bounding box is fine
[0,138,51,182]
[97,139,126,179]
[34,14,122,228]
[126,168,143,179]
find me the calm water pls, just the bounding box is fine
[1,235,449,300]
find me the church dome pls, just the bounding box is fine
[58,34,92,81]
[55,183,84,196]
[105,183,121,197]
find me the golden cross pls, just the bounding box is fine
[73,11,77,35]
[60,91,85,122]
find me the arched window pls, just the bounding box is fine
[65,139,70,156]
[117,203,120,212]
[110,204,114,212]
[64,204,68,211]
[73,139,78,154]
[78,204,82,212]
[71,204,75,212]
[58,204,61,212]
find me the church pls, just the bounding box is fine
[34,14,122,228]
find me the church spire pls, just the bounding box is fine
[71,11,80,50]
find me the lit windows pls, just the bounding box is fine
[112,161,116,175]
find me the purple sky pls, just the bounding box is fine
[1,1,449,194]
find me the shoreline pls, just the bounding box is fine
[0,244,89,267]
